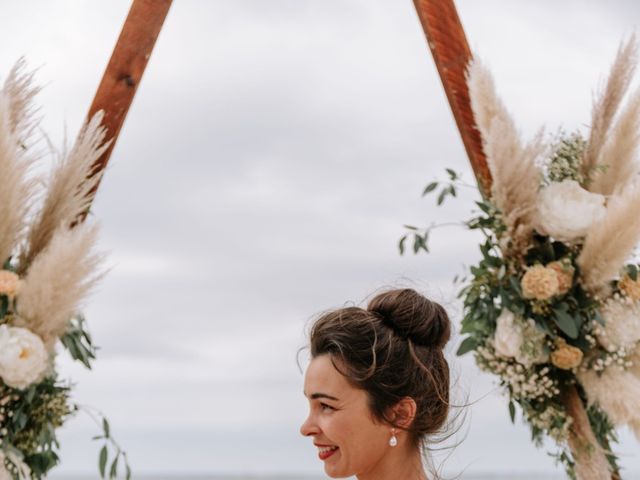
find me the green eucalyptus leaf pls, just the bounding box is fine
[0,295,8,319]
[628,264,638,281]
[456,336,479,356]
[99,445,108,478]
[553,308,579,339]
[110,455,119,478]
[422,182,438,196]
[509,400,516,423]
[398,236,407,255]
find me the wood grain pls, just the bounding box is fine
[80,0,172,217]
[413,0,491,198]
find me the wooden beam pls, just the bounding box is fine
[81,0,172,216]
[412,0,491,198]
[412,1,614,478]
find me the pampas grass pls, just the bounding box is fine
[577,182,640,292]
[19,111,110,271]
[0,63,39,266]
[590,87,640,195]
[583,35,638,183]
[578,367,640,438]
[16,223,103,350]
[467,58,543,254]
[4,58,40,144]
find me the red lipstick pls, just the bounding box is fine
[317,446,339,460]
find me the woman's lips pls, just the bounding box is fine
[317,446,339,460]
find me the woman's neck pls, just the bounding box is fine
[356,444,428,480]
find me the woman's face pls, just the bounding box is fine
[300,354,391,478]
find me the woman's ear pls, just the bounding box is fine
[389,397,417,429]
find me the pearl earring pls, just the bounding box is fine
[389,428,398,447]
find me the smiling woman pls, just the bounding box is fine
[300,288,452,480]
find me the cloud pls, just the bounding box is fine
[1,0,639,476]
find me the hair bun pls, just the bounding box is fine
[367,288,451,349]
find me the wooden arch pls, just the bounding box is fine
[83,1,612,478]
[413,1,615,478]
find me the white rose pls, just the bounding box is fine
[0,325,48,390]
[493,309,523,358]
[536,180,606,241]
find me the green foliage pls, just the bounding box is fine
[549,449,577,480]
[60,314,97,369]
[400,164,627,478]
[89,411,132,480]
[0,313,129,480]
[587,404,620,475]
[420,170,459,206]
[0,378,73,479]
[625,263,639,281]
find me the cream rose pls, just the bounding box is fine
[536,180,606,241]
[493,309,523,358]
[521,264,560,300]
[550,338,583,370]
[0,325,49,390]
[547,260,574,295]
[0,270,20,298]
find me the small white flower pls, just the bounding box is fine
[535,179,606,241]
[0,325,49,390]
[493,309,523,358]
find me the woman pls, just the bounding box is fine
[300,288,452,480]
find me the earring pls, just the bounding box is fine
[389,428,398,447]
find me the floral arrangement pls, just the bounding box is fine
[402,36,640,478]
[0,60,128,479]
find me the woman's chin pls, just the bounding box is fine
[323,458,350,479]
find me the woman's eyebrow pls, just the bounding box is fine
[306,392,340,401]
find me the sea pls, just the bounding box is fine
[50,475,569,479]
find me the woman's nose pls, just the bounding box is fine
[300,414,319,437]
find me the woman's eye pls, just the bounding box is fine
[320,403,335,412]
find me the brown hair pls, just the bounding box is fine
[308,288,451,447]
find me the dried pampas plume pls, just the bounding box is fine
[19,111,111,272]
[577,182,640,292]
[467,58,542,254]
[0,61,40,266]
[590,87,640,195]
[578,367,640,441]
[583,35,638,183]
[4,58,41,144]
[16,223,104,350]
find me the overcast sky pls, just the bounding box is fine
[0,0,639,477]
